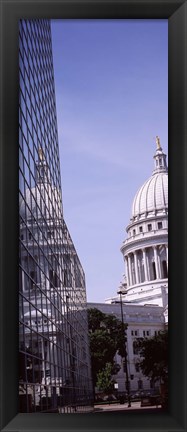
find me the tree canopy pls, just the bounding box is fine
[135,330,168,384]
[87,308,127,387]
[96,362,115,394]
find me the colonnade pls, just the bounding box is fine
[125,244,168,287]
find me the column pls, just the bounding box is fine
[125,256,130,287]
[128,255,133,286]
[153,246,159,279]
[157,246,162,279]
[142,248,148,281]
[49,335,57,381]
[166,245,168,270]
[41,337,46,381]
[40,256,48,290]
[58,257,63,288]
[134,251,139,285]
[147,249,151,280]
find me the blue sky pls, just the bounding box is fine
[51,20,168,303]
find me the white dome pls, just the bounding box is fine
[20,183,63,222]
[20,152,63,222]
[132,171,168,218]
[131,142,168,219]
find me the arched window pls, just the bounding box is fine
[141,263,145,282]
[49,269,59,288]
[162,260,168,278]
[152,262,156,280]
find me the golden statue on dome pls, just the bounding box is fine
[156,136,161,150]
[38,146,44,160]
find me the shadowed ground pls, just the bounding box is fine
[94,401,163,414]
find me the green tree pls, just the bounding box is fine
[135,330,168,384]
[88,308,127,387]
[96,362,114,394]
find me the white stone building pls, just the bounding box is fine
[88,301,165,394]
[107,137,168,311]
[121,137,168,309]
[19,150,93,410]
[88,138,168,395]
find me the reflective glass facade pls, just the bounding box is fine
[19,19,93,413]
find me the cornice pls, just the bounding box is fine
[121,234,168,255]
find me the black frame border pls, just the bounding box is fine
[0,0,187,431]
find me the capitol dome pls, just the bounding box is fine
[131,138,168,221]
[132,171,168,219]
[120,137,168,308]
[20,147,63,222]
[20,183,63,222]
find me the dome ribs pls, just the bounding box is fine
[131,172,168,219]
[154,174,159,211]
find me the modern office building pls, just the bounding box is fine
[19,19,93,413]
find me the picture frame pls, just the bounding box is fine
[0,0,186,431]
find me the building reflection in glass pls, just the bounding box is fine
[19,19,93,413]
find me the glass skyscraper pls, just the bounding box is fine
[19,19,93,413]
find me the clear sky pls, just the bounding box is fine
[51,19,168,303]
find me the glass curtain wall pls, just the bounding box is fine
[19,19,93,413]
